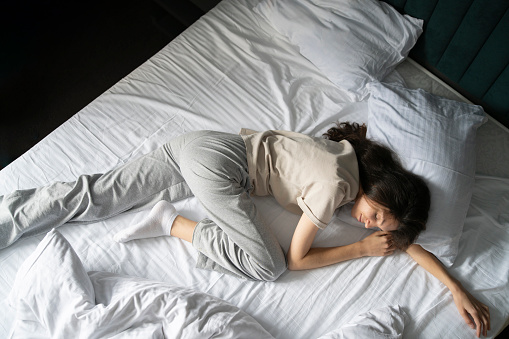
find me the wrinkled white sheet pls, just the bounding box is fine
[317,305,407,339]
[1,0,508,338]
[8,229,275,339]
[9,230,413,339]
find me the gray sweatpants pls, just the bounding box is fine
[0,131,287,281]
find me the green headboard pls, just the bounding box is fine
[382,0,509,127]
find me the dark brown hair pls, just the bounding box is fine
[324,122,430,250]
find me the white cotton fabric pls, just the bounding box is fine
[8,229,274,339]
[253,0,423,100]
[317,305,407,339]
[1,0,508,338]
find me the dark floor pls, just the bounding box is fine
[0,0,190,168]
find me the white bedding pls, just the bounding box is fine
[8,229,274,339]
[8,229,414,338]
[1,0,508,338]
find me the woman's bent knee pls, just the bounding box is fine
[255,255,287,282]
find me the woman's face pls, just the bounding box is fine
[351,195,399,232]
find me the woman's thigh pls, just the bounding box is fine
[178,132,286,280]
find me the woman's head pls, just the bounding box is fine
[324,122,431,250]
[351,193,399,232]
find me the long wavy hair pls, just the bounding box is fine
[323,122,430,250]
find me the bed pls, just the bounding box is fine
[1,0,508,337]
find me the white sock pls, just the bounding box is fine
[113,200,178,243]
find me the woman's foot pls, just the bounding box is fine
[113,200,178,243]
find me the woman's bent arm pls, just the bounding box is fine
[406,244,490,338]
[287,213,394,270]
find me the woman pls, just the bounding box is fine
[0,123,490,337]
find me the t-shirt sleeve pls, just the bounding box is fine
[296,182,348,229]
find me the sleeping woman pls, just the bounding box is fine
[0,122,490,337]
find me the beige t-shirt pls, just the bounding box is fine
[240,129,359,229]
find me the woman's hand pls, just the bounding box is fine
[406,244,491,337]
[451,284,490,338]
[359,231,395,257]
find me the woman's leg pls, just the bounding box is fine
[0,131,208,249]
[177,132,287,281]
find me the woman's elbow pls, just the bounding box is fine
[287,256,305,271]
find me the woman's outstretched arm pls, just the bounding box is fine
[287,213,394,270]
[405,244,491,338]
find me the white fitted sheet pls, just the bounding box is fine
[1,0,508,337]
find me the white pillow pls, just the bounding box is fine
[366,82,487,266]
[253,0,423,100]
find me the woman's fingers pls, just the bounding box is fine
[481,305,490,337]
[461,296,490,338]
[459,309,475,330]
[362,231,396,257]
[381,233,395,256]
[474,300,490,337]
[474,312,482,338]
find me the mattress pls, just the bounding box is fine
[1,0,508,337]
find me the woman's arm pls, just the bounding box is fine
[406,244,490,338]
[287,213,394,270]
